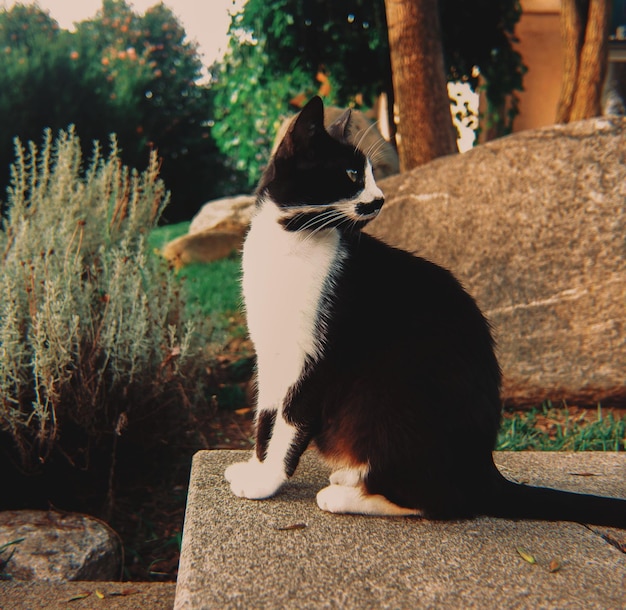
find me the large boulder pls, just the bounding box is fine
[369,117,626,407]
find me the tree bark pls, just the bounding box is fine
[569,0,611,120]
[556,0,611,123]
[384,0,457,172]
[555,0,585,122]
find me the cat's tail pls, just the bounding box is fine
[481,469,626,528]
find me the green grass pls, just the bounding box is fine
[150,222,243,321]
[148,221,191,250]
[497,403,625,451]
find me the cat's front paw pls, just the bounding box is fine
[224,459,286,500]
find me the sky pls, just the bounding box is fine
[0,0,246,67]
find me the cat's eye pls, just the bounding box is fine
[346,169,358,182]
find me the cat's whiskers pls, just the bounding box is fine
[296,210,345,248]
[354,119,381,154]
[291,207,338,232]
[365,138,387,166]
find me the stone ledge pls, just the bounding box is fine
[175,450,626,609]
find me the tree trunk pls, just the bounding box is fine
[556,0,611,123]
[384,0,457,172]
[555,0,585,122]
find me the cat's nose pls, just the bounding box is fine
[355,198,384,217]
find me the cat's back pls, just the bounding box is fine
[328,232,499,382]
[338,232,480,323]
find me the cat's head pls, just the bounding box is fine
[257,96,384,233]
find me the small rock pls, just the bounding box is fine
[161,195,254,268]
[188,194,255,236]
[162,229,246,269]
[0,510,122,581]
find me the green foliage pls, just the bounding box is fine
[0,128,214,472]
[211,0,391,188]
[212,0,526,185]
[212,33,310,189]
[176,257,243,322]
[0,1,235,223]
[497,404,626,451]
[230,0,392,106]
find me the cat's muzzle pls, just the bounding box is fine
[355,198,384,219]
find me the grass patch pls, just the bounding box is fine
[497,403,626,451]
[148,221,191,250]
[177,257,242,320]
[150,223,243,322]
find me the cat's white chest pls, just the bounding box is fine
[242,200,342,408]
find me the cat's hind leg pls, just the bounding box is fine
[329,466,369,487]
[317,484,422,517]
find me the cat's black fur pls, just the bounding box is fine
[233,96,626,527]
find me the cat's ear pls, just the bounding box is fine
[327,109,352,141]
[275,96,325,159]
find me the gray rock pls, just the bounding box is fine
[369,117,626,406]
[0,510,122,581]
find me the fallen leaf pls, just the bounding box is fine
[66,592,91,602]
[549,559,561,573]
[275,523,307,531]
[95,589,105,599]
[516,547,537,564]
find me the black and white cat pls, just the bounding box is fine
[225,96,626,526]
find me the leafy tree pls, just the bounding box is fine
[0,1,233,222]
[231,0,393,107]
[75,0,230,221]
[213,0,525,185]
[212,31,311,188]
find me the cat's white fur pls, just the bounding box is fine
[316,484,421,516]
[226,162,415,516]
[225,198,343,499]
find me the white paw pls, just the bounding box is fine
[317,484,423,517]
[224,459,286,500]
[329,468,363,487]
[317,484,364,514]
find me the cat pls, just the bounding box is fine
[225,96,626,526]
[273,105,399,181]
